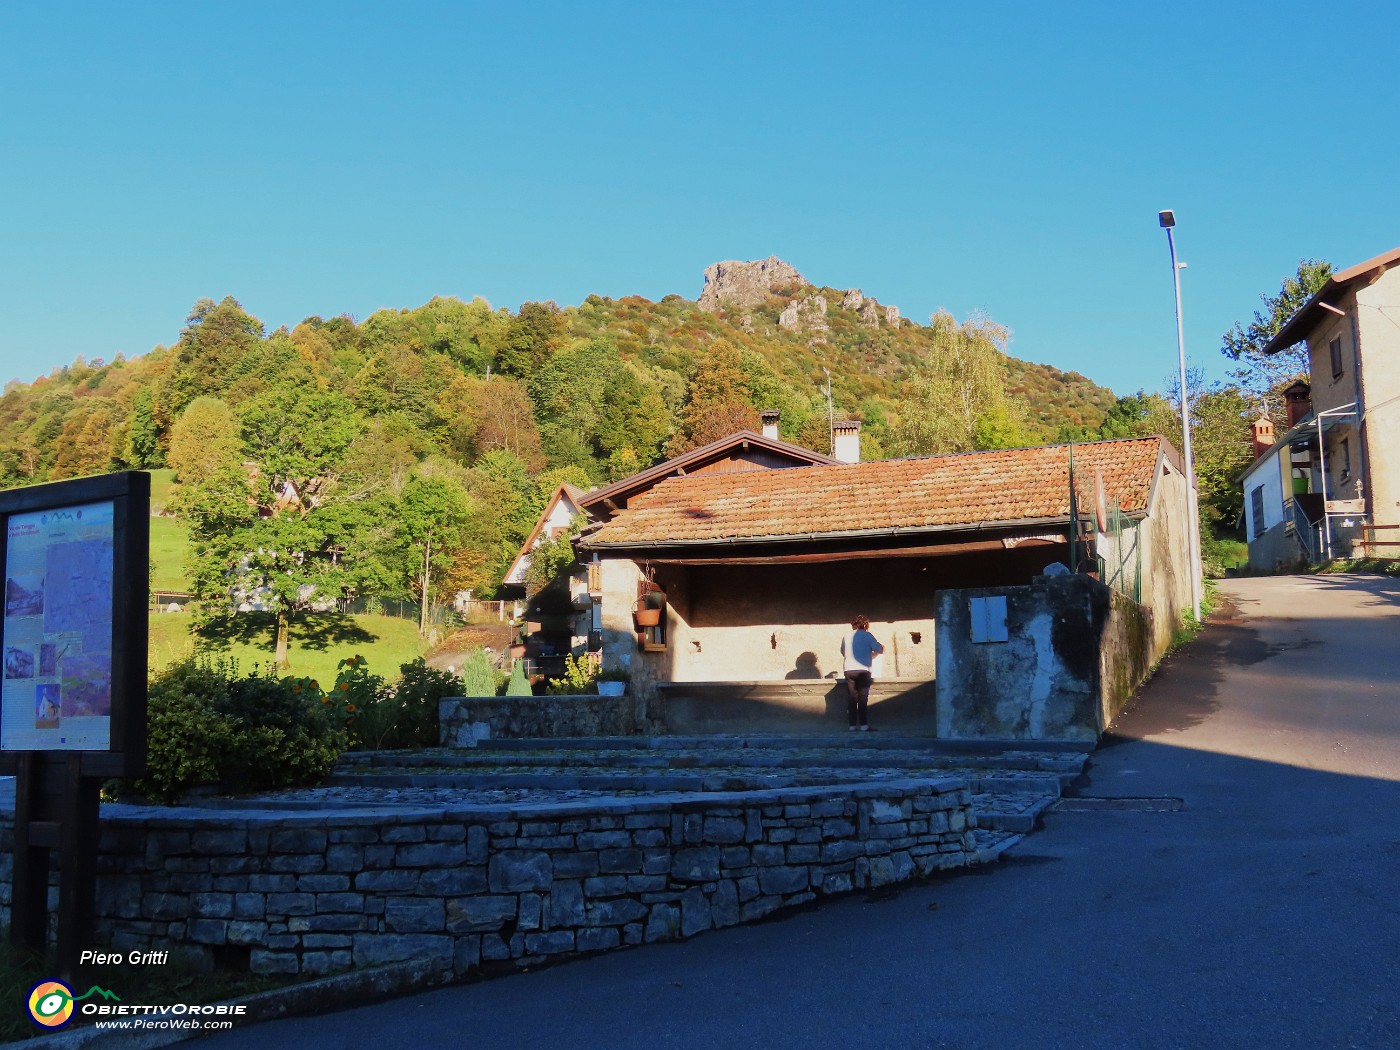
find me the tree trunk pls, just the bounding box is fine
[275,608,290,670]
[419,534,431,637]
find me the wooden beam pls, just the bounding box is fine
[646,537,1063,566]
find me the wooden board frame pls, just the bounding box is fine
[0,471,149,778]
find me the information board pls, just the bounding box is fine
[2,501,116,752]
[0,471,148,777]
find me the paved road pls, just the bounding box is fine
[202,575,1400,1050]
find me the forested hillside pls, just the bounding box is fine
[0,264,1125,615]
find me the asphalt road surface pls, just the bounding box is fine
[199,574,1400,1050]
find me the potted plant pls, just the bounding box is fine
[596,668,629,696]
[632,606,661,628]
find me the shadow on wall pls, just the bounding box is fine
[785,652,823,679]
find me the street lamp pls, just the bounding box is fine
[1158,209,1203,622]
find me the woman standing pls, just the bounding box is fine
[840,615,884,731]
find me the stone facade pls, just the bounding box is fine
[439,694,654,746]
[935,575,1161,741]
[0,780,975,979]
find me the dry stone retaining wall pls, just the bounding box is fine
[0,778,974,979]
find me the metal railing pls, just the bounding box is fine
[1287,498,1320,564]
[1097,501,1143,604]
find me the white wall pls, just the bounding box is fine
[1242,447,1286,541]
[1357,267,1400,531]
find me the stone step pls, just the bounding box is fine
[341,747,1089,778]
[464,734,1095,754]
[970,792,1058,834]
[969,828,1025,864]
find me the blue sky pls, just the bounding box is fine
[2,1,1396,398]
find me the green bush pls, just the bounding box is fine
[350,658,461,750]
[120,658,347,804]
[546,653,596,694]
[504,658,532,696]
[459,648,499,696]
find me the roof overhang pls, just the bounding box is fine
[578,514,1140,560]
[1262,246,1400,355]
[578,430,836,515]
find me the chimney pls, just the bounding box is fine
[832,419,861,464]
[1251,417,1275,460]
[1284,381,1312,428]
[760,409,780,440]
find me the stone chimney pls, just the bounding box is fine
[760,410,780,441]
[1284,381,1312,428]
[832,419,861,464]
[1252,417,1275,460]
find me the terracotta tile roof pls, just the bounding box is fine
[579,438,1170,549]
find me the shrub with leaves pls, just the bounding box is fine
[324,655,382,736]
[119,658,347,804]
[546,653,596,694]
[459,648,500,697]
[350,659,462,750]
[504,658,533,696]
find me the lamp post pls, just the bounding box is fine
[1158,209,1203,622]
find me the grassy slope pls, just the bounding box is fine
[148,612,430,684]
[148,469,191,593]
[144,469,428,681]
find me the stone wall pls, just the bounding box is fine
[0,780,974,979]
[655,679,937,735]
[439,694,653,746]
[1098,589,1155,729]
[1247,519,1308,574]
[936,575,1162,741]
[935,575,1110,741]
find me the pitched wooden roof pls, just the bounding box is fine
[578,430,836,518]
[502,483,589,585]
[1263,245,1400,354]
[578,438,1173,551]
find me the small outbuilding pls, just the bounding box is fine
[576,436,1194,740]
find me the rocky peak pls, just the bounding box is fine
[779,294,828,332]
[697,257,809,312]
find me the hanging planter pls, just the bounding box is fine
[632,607,661,629]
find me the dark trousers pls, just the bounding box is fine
[844,670,872,727]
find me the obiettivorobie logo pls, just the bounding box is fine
[27,980,120,1029]
[25,978,249,1032]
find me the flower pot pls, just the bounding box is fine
[508,643,526,659]
[597,681,626,697]
[633,608,661,628]
[525,620,543,633]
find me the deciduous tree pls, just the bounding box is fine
[668,340,759,454]
[889,311,1016,455]
[1222,259,1332,399]
[167,397,241,483]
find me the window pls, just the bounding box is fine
[1250,486,1266,539]
[1340,438,1351,481]
[1330,336,1344,379]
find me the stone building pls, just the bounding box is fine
[575,436,1194,737]
[1245,246,1400,565]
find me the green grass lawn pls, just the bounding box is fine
[148,610,431,684]
[148,467,177,512]
[143,468,431,681]
[148,469,191,593]
[149,514,190,593]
